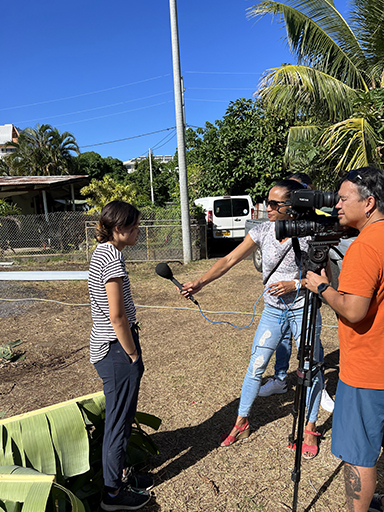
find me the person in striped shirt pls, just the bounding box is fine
[88,200,152,511]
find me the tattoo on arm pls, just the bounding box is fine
[344,464,361,511]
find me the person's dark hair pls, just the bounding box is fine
[273,179,306,200]
[96,201,141,243]
[288,172,313,189]
[339,166,384,214]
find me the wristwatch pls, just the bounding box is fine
[317,282,331,300]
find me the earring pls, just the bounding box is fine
[366,211,371,218]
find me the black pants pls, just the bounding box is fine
[94,326,144,490]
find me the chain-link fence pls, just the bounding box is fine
[0,211,206,262]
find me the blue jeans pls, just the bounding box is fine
[274,328,292,382]
[238,303,323,423]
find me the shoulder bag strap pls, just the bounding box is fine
[263,243,292,285]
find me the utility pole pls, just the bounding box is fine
[169,0,192,264]
[148,148,154,204]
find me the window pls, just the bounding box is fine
[213,198,250,217]
[214,199,232,217]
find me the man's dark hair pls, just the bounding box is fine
[288,172,313,188]
[339,166,384,214]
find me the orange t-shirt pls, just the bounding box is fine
[338,222,384,389]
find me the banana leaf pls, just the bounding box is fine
[0,393,105,479]
[0,466,85,512]
[0,392,161,497]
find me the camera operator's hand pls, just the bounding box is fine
[268,280,297,297]
[306,269,329,293]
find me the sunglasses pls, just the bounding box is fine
[346,169,363,183]
[266,199,286,210]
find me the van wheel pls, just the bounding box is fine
[252,244,262,272]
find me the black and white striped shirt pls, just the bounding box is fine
[88,242,136,364]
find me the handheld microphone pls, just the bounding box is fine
[155,262,199,306]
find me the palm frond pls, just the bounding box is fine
[284,125,322,166]
[259,65,357,122]
[319,117,381,171]
[351,0,384,72]
[248,0,368,88]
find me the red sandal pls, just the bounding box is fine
[220,420,250,447]
[302,430,321,460]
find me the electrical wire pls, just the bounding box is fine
[188,87,255,91]
[185,71,262,75]
[54,101,172,128]
[14,91,173,125]
[79,127,176,148]
[0,75,172,112]
[151,129,177,151]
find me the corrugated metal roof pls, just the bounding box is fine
[0,176,88,186]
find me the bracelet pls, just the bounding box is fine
[128,349,138,356]
[293,279,300,290]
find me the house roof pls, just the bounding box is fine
[0,175,88,187]
[0,176,89,196]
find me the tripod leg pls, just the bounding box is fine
[291,291,319,512]
[289,288,310,447]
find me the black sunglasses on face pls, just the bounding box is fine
[266,199,286,210]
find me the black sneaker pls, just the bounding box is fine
[101,487,150,511]
[369,494,384,511]
[122,467,154,491]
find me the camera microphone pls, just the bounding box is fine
[155,262,199,306]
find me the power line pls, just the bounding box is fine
[0,74,172,112]
[79,127,177,148]
[188,87,255,90]
[185,71,262,75]
[151,129,177,151]
[14,91,173,125]
[186,98,239,103]
[54,101,172,128]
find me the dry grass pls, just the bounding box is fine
[1,257,383,511]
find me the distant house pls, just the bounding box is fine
[0,175,90,217]
[0,124,19,160]
[123,155,173,173]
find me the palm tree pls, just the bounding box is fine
[248,0,384,183]
[5,124,80,176]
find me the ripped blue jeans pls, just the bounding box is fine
[238,303,323,424]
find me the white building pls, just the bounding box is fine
[123,155,173,173]
[0,124,19,160]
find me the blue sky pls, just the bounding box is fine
[1,0,348,163]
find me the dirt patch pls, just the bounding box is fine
[0,258,382,511]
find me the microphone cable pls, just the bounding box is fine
[194,288,269,329]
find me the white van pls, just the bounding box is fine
[194,195,254,240]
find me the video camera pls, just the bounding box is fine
[275,189,349,242]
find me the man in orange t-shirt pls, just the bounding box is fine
[306,166,384,512]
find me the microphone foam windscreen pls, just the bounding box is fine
[155,262,173,280]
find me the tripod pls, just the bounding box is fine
[289,236,339,512]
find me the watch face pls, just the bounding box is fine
[318,283,328,293]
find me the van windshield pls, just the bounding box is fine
[214,198,249,218]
